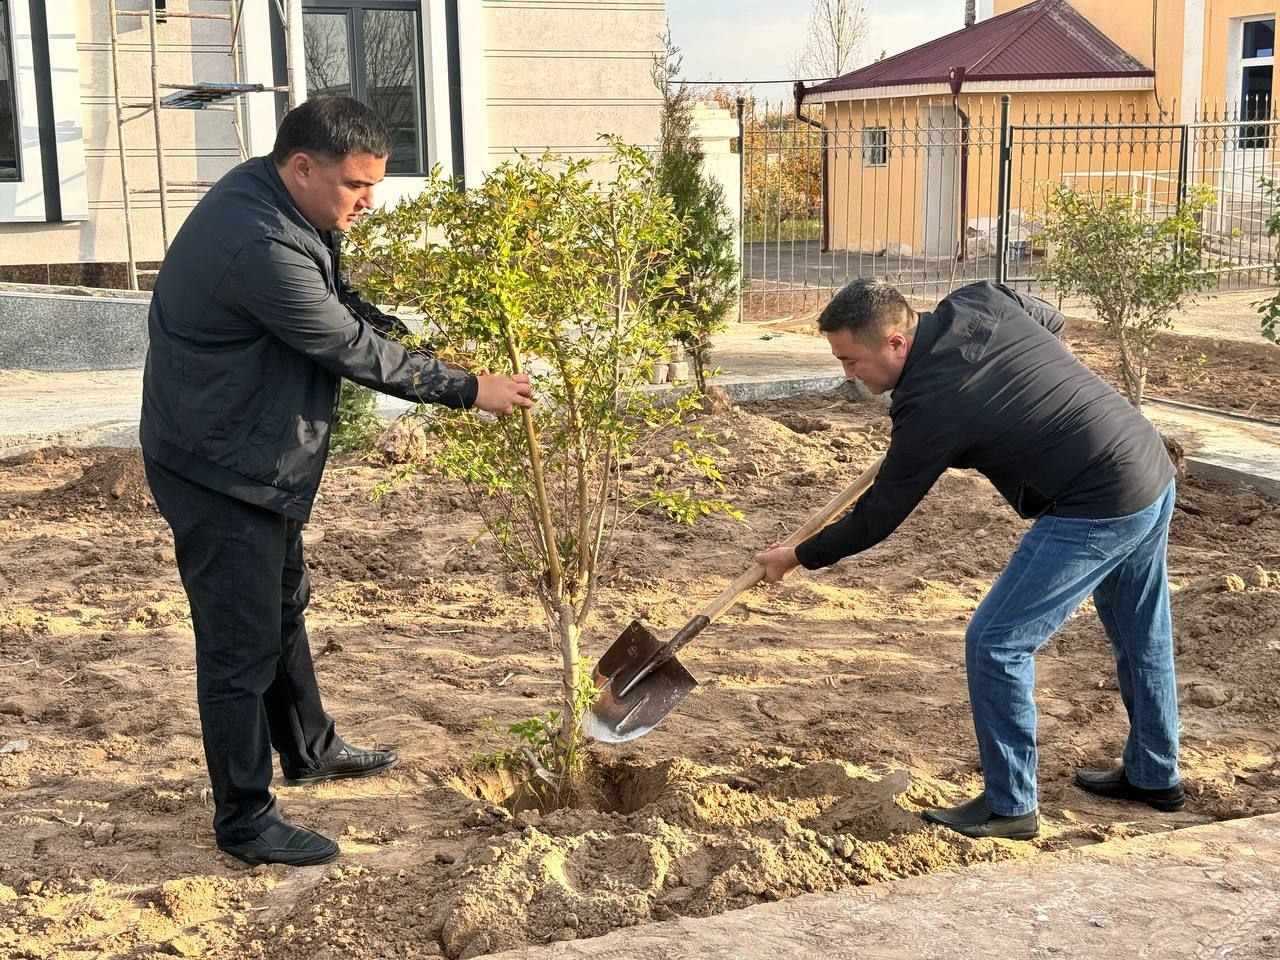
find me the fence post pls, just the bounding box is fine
[1176,123,1190,208]
[1174,123,1191,264]
[996,95,1012,285]
[737,96,746,323]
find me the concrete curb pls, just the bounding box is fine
[492,813,1280,960]
[0,420,140,459]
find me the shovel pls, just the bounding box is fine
[583,453,885,743]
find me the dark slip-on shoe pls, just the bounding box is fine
[1075,766,1185,812]
[921,793,1040,840]
[218,819,340,867]
[282,743,399,787]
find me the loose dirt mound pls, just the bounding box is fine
[39,448,155,515]
[1058,472,1280,726]
[250,756,1028,959]
[1172,571,1280,716]
[1,873,274,958]
[0,444,78,467]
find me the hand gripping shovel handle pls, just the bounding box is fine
[702,452,885,621]
[616,453,885,699]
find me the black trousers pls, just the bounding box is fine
[143,456,339,843]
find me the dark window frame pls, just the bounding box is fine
[301,0,430,176]
[0,0,22,183]
[861,127,888,168]
[1238,16,1276,150]
[1244,18,1275,59]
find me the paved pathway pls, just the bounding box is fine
[0,369,143,454]
[493,813,1280,960]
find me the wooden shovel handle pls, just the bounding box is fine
[614,454,886,698]
[697,452,885,624]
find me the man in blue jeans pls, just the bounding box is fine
[755,279,1182,840]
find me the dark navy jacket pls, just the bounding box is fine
[140,156,476,521]
[797,282,1174,569]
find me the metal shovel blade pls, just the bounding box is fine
[582,619,698,743]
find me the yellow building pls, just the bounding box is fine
[799,0,1278,265]
[993,0,1276,115]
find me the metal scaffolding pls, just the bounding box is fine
[107,0,297,289]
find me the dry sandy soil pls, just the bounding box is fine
[1063,321,1280,419]
[1,389,1278,960]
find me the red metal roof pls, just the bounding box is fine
[803,0,1152,98]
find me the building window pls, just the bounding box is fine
[1239,17,1274,148]
[0,0,20,182]
[302,0,426,175]
[862,127,888,167]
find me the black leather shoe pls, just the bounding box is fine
[281,743,399,787]
[218,819,339,867]
[1075,766,1185,812]
[921,793,1040,840]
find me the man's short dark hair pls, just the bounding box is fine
[271,96,391,165]
[818,279,917,343]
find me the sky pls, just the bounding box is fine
[666,0,966,96]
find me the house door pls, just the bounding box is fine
[921,105,961,259]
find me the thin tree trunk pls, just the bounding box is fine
[692,337,710,393]
[556,608,581,789]
[1135,345,1149,408]
[499,322,563,596]
[1113,324,1143,408]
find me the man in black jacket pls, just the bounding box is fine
[755,279,1182,840]
[141,97,534,866]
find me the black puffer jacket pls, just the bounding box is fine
[140,156,476,521]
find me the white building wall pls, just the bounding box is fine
[482,0,665,166]
[2,0,247,277]
[1,2,89,230]
[1,0,667,282]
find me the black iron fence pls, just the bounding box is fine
[736,94,1280,322]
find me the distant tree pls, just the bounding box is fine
[790,0,871,80]
[653,31,740,391]
[1255,177,1280,344]
[1040,184,1217,407]
[708,83,755,116]
[741,102,824,242]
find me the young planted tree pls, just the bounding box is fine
[1039,184,1216,407]
[1255,177,1280,344]
[344,142,736,803]
[653,31,740,392]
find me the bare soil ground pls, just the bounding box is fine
[1,393,1278,960]
[1062,321,1280,420]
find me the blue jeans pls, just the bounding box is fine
[966,480,1179,816]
